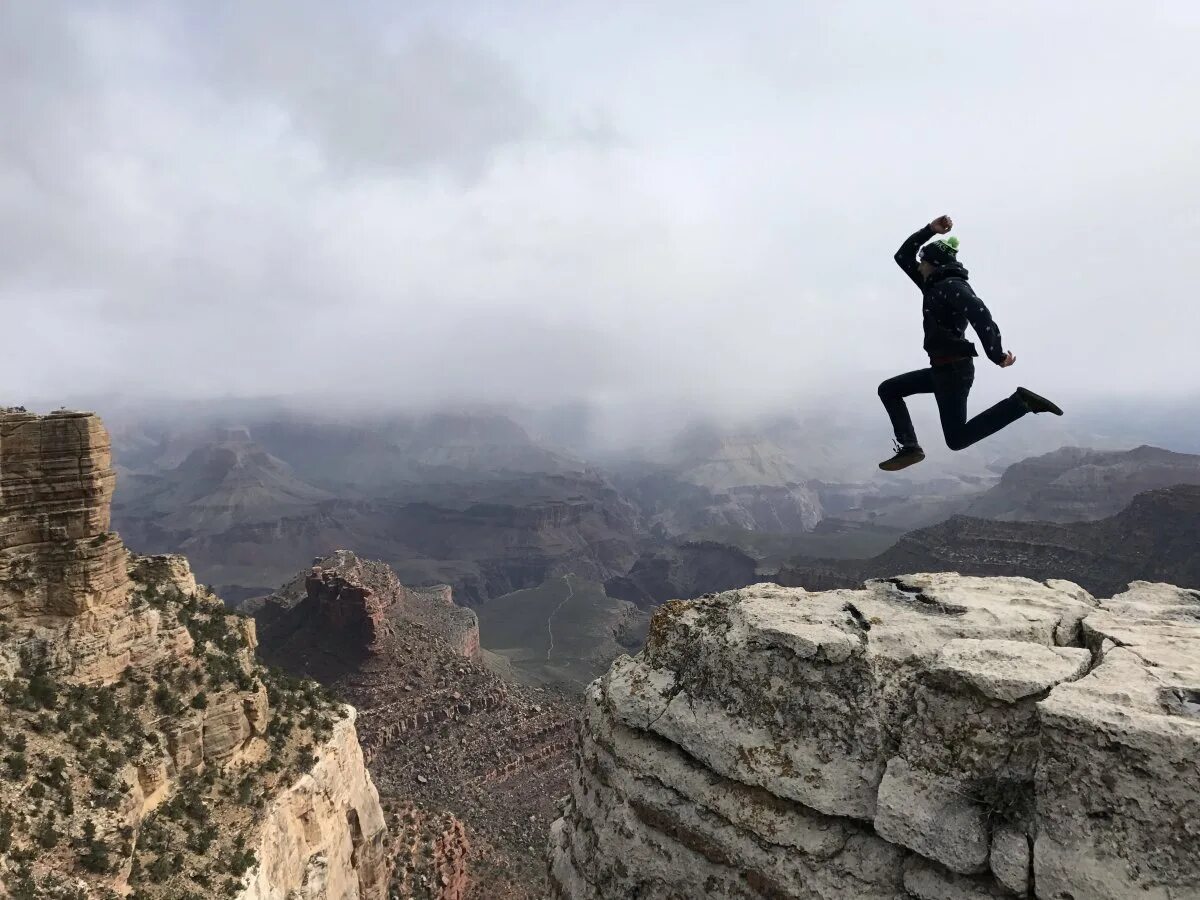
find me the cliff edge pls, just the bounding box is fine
[0,409,389,899]
[549,573,1200,899]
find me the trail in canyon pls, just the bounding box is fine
[545,575,575,661]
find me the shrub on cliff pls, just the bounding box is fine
[34,814,59,849]
[4,752,28,781]
[152,684,183,715]
[78,819,113,873]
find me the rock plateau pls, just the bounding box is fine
[550,573,1200,899]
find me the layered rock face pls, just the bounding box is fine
[252,549,481,671]
[549,574,1200,899]
[113,415,644,608]
[0,410,390,900]
[1,411,127,634]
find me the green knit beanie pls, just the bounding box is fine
[921,235,960,266]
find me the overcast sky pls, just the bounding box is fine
[3,1,1198,423]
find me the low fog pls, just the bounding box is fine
[3,1,1199,429]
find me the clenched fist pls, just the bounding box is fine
[929,215,953,234]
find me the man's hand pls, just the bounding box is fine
[999,351,1016,368]
[929,215,953,234]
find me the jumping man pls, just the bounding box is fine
[878,215,1062,471]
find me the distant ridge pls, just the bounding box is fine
[778,483,1200,597]
[964,444,1200,522]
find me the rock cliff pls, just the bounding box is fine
[0,409,390,899]
[251,550,481,665]
[253,551,580,898]
[240,711,389,900]
[549,573,1200,899]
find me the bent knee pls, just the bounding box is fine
[877,380,896,400]
[945,435,970,452]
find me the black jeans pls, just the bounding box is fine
[877,359,1027,451]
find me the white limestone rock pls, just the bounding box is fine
[931,639,1091,703]
[239,709,390,900]
[875,758,989,874]
[988,826,1030,895]
[553,683,908,899]
[549,575,1200,900]
[1035,583,1200,900]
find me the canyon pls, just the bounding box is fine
[249,549,580,898]
[10,406,1199,899]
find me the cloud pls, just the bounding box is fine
[203,4,541,179]
[1,1,1198,432]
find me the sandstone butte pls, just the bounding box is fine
[549,574,1200,899]
[0,409,389,899]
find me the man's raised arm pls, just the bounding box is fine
[894,215,952,287]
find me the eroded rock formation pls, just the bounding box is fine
[964,444,1200,522]
[0,409,390,899]
[549,574,1200,899]
[254,551,580,898]
[250,549,481,665]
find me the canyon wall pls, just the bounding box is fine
[550,574,1200,899]
[0,409,390,899]
[240,711,389,900]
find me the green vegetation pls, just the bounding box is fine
[1,577,346,898]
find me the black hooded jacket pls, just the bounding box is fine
[894,225,1006,365]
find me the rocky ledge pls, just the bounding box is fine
[549,574,1200,899]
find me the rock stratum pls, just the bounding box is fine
[549,574,1200,899]
[0,409,389,899]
